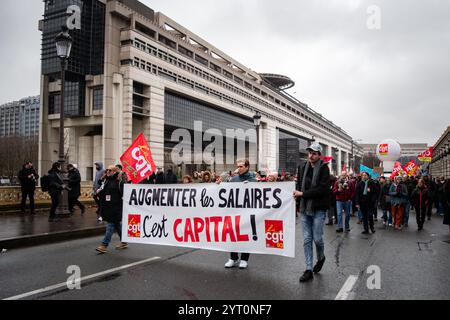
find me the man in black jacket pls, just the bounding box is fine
[18,161,39,214]
[67,164,85,215]
[294,143,331,282]
[96,166,127,253]
[47,162,66,222]
[423,175,436,220]
[355,172,377,234]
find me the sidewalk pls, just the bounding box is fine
[0,206,106,250]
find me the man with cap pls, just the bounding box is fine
[294,142,331,282]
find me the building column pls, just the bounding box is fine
[78,136,93,181]
[337,148,342,176]
[346,152,350,171]
[261,120,277,173]
[148,84,165,167]
[122,77,133,150]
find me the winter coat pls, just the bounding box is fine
[411,186,429,215]
[295,161,331,212]
[48,168,64,197]
[68,168,81,198]
[389,183,408,206]
[165,170,178,184]
[443,180,450,226]
[99,173,124,223]
[333,178,354,202]
[355,180,378,209]
[155,172,165,184]
[379,182,392,210]
[18,166,39,190]
[93,161,104,193]
[230,170,257,183]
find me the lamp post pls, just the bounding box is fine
[55,26,72,216]
[253,112,261,173]
[351,139,363,173]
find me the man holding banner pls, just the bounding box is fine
[224,159,257,269]
[294,143,331,282]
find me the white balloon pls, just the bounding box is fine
[376,139,402,162]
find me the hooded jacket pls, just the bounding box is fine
[93,161,104,193]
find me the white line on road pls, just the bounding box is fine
[3,256,161,300]
[335,275,358,300]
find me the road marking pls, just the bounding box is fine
[3,256,161,300]
[335,275,358,300]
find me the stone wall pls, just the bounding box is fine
[0,185,94,204]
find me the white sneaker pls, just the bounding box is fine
[98,216,103,222]
[239,260,248,269]
[224,259,239,268]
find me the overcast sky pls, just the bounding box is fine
[1,0,449,145]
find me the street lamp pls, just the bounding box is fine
[253,111,261,173]
[351,139,363,173]
[55,26,72,216]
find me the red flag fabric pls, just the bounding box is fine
[390,161,404,179]
[342,164,347,172]
[418,147,433,162]
[120,133,156,184]
[403,160,419,177]
[320,156,333,163]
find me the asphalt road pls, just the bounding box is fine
[1,211,449,300]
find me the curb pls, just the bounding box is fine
[0,226,106,250]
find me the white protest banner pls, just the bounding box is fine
[122,182,296,257]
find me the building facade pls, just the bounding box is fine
[39,0,358,181]
[0,96,40,137]
[429,126,450,179]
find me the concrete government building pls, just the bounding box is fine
[38,0,362,181]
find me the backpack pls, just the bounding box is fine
[40,175,50,192]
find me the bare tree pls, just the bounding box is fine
[0,135,38,182]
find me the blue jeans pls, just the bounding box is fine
[358,209,363,221]
[102,222,123,247]
[403,202,411,224]
[336,200,351,230]
[382,208,393,224]
[301,210,326,271]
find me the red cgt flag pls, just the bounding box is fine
[418,147,433,162]
[403,160,419,177]
[390,161,404,179]
[120,133,156,184]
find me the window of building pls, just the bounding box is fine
[158,35,177,50]
[93,87,103,111]
[178,46,193,58]
[195,54,208,66]
[135,22,156,39]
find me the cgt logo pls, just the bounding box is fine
[379,144,389,155]
[265,220,284,249]
[128,214,141,238]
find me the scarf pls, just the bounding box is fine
[300,160,323,216]
[363,180,369,195]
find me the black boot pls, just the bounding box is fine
[299,270,314,282]
[313,257,326,273]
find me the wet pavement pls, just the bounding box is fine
[1,210,449,300]
[0,206,105,249]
